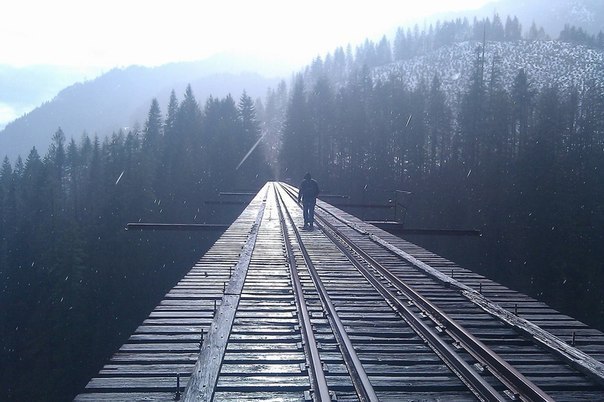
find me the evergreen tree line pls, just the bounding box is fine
[0,86,267,401]
[559,24,604,49]
[276,56,604,333]
[303,14,602,85]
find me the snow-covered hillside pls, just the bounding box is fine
[374,40,604,100]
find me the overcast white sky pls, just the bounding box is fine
[3,0,496,71]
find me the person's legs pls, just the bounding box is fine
[303,203,310,226]
[309,202,316,227]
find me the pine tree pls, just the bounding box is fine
[334,67,371,194]
[237,91,264,186]
[527,21,548,40]
[511,69,533,156]
[331,47,347,82]
[308,56,324,84]
[491,14,505,41]
[141,98,163,197]
[260,81,288,174]
[280,74,311,180]
[66,138,80,221]
[504,16,522,41]
[473,17,491,41]
[426,74,452,170]
[164,90,179,138]
[143,98,163,153]
[47,128,66,189]
[458,45,486,169]
[307,77,335,183]
[200,95,236,193]
[393,27,408,60]
[484,54,511,163]
[375,36,392,65]
[405,84,428,182]
[166,85,203,219]
[0,157,15,272]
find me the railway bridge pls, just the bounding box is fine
[75,182,604,401]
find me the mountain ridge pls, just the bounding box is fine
[2,0,603,162]
[3,40,603,163]
[0,61,280,162]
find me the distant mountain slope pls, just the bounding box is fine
[374,40,604,99]
[0,62,279,161]
[0,65,98,130]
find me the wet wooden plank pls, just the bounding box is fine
[86,376,188,390]
[215,375,310,390]
[183,187,268,401]
[99,363,195,375]
[75,392,178,401]
[219,363,303,375]
[212,391,305,401]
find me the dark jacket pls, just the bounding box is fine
[298,178,319,203]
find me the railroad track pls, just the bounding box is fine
[76,182,604,401]
[277,182,604,401]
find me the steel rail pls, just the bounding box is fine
[317,212,553,402]
[314,212,508,401]
[279,182,554,402]
[273,185,332,402]
[293,181,604,389]
[277,183,505,401]
[275,186,379,402]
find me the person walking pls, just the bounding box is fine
[297,173,320,228]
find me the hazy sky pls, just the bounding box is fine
[1,0,498,129]
[3,0,496,72]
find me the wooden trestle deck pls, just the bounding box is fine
[75,182,604,401]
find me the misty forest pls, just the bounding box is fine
[1,14,604,401]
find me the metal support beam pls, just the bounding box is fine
[219,192,255,196]
[126,223,229,231]
[204,200,247,205]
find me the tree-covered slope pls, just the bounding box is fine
[374,40,604,99]
[0,62,278,162]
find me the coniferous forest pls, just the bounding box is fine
[1,15,604,401]
[0,89,268,400]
